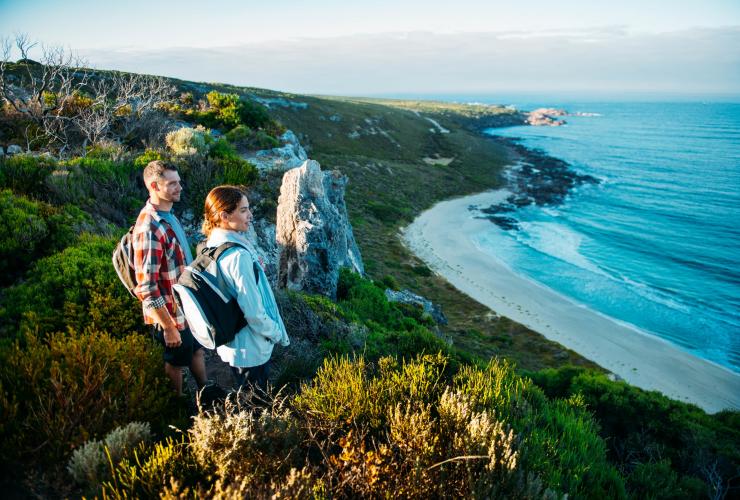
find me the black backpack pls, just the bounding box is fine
[173,242,260,349]
[112,226,137,297]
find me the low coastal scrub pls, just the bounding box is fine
[0,329,183,474]
[0,153,58,199]
[88,353,625,498]
[0,234,143,340]
[0,189,89,285]
[528,365,740,498]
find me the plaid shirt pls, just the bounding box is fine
[132,200,187,330]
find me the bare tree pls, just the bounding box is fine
[1,34,176,155]
[0,35,92,154]
[76,71,175,148]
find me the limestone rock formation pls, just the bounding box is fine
[243,130,308,172]
[6,144,23,155]
[384,289,448,325]
[276,159,364,298]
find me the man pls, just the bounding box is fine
[132,160,207,394]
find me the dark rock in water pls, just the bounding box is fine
[470,136,600,230]
[480,215,519,231]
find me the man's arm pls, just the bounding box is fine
[132,225,182,347]
[148,306,181,347]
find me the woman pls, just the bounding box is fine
[202,185,289,391]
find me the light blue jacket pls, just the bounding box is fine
[206,228,289,368]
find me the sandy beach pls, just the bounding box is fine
[402,190,740,413]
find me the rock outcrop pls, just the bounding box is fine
[526,108,567,126]
[384,289,448,325]
[243,130,308,172]
[276,160,364,298]
[6,144,23,155]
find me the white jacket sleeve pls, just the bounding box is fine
[221,250,283,343]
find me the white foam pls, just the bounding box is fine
[514,221,606,276]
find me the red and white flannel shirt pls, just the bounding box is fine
[132,200,187,330]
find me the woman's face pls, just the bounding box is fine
[221,195,252,232]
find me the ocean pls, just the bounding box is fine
[471,101,740,373]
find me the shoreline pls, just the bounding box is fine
[401,189,740,413]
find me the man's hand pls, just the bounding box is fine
[163,325,182,348]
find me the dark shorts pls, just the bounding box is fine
[151,324,204,367]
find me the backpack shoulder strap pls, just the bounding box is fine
[210,242,260,285]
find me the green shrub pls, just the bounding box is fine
[225,124,280,151]
[185,92,272,133]
[336,267,396,325]
[0,234,144,340]
[627,459,707,499]
[216,156,258,187]
[133,148,165,169]
[380,274,400,291]
[237,98,272,130]
[455,360,626,498]
[85,142,126,161]
[0,329,183,471]
[224,124,252,145]
[48,156,144,225]
[0,189,89,286]
[0,153,57,199]
[207,137,237,159]
[82,353,627,498]
[527,365,739,497]
[104,437,203,499]
[251,130,280,149]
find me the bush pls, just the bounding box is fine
[0,329,183,472]
[0,189,89,286]
[225,124,280,151]
[216,155,258,187]
[48,156,144,225]
[67,421,153,491]
[366,200,405,224]
[165,126,209,156]
[207,137,237,160]
[0,153,57,199]
[133,148,165,169]
[104,437,203,499]
[455,360,626,498]
[87,353,626,498]
[0,234,144,340]
[527,365,740,498]
[224,124,252,146]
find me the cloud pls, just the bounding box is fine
[80,27,740,96]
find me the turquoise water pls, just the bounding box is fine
[475,101,740,372]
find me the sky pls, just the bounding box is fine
[1,0,739,98]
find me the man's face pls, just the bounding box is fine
[154,169,182,203]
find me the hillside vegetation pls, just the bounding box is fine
[0,44,738,498]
